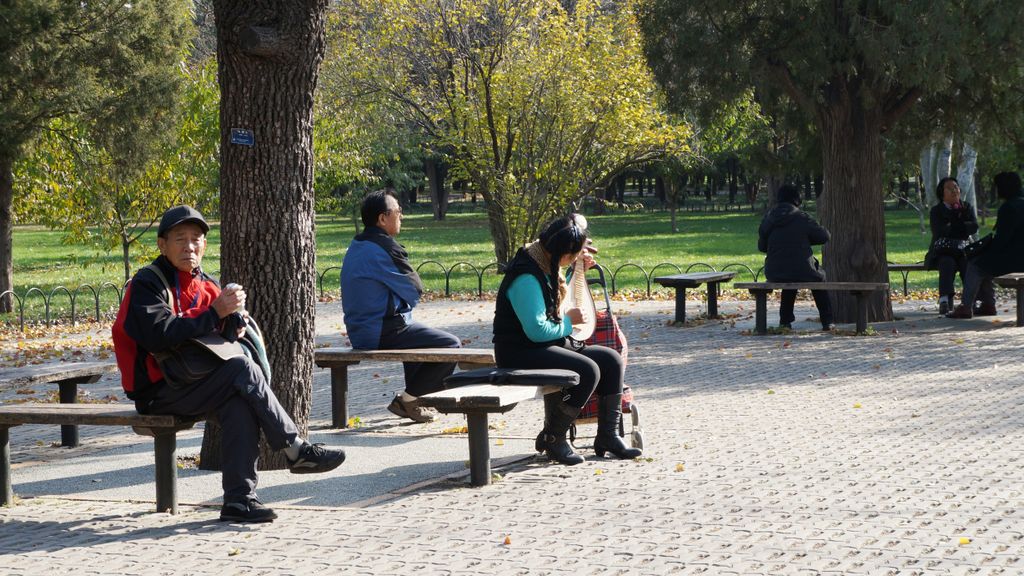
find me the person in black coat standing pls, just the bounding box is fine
[924,177,978,314]
[758,184,835,330]
[948,171,1024,318]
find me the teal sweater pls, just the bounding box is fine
[506,274,574,343]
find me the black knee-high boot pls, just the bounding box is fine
[535,393,584,465]
[594,394,642,459]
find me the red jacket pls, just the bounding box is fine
[112,256,223,410]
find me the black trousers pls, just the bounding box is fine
[933,254,967,298]
[960,261,996,308]
[379,321,461,396]
[147,355,299,504]
[495,342,623,409]
[779,288,834,327]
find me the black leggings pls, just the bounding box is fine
[495,342,623,408]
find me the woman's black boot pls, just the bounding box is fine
[594,394,642,459]
[535,393,584,465]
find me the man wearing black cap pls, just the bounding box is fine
[757,185,835,331]
[113,205,347,523]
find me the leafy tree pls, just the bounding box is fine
[0,0,192,311]
[637,1,1024,321]
[336,0,689,263]
[15,60,220,282]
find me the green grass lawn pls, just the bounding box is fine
[6,204,988,324]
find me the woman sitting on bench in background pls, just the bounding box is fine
[492,214,642,465]
[924,177,978,315]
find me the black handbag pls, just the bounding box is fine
[152,336,245,389]
[932,237,969,256]
[964,234,993,260]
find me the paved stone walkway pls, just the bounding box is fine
[1,293,1023,574]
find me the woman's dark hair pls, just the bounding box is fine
[537,214,589,319]
[993,171,1022,200]
[360,190,395,228]
[935,177,959,202]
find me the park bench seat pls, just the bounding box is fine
[734,281,889,335]
[0,361,118,447]
[993,273,1024,326]
[313,347,496,428]
[887,262,927,296]
[653,271,737,324]
[418,382,563,487]
[0,403,199,514]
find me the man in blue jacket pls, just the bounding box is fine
[341,191,462,423]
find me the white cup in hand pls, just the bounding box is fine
[224,283,245,313]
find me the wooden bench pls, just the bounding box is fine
[0,404,199,513]
[887,262,927,296]
[0,361,118,447]
[417,383,560,487]
[734,282,889,335]
[993,273,1024,326]
[653,271,738,323]
[313,348,496,428]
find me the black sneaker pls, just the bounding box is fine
[220,498,277,523]
[287,442,346,474]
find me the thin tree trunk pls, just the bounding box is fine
[957,141,979,226]
[818,103,892,323]
[0,153,13,313]
[203,0,328,471]
[486,201,511,265]
[426,158,448,221]
[122,236,131,283]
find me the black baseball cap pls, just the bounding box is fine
[158,205,210,237]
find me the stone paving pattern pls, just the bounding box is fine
[1,293,1023,574]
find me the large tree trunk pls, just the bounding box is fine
[818,102,892,323]
[0,153,13,313]
[202,0,327,472]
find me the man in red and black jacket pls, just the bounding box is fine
[113,205,346,523]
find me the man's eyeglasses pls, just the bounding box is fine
[386,207,403,216]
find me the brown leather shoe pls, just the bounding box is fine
[387,395,438,423]
[946,304,973,319]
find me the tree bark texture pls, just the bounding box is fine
[0,153,13,313]
[202,0,327,471]
[817,101,893,323]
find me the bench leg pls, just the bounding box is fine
[673,287,687,324]
[330,365,351,429]
[752,290,769,335]
[707,282,719,318]
[1017,288,1024,327]
[853,291,868,334]
[58,381,80,448]
[902,272,911,297]
[466,412,491,487]
[0,427,10,507]
[57,375,102,448]
[153,430,178,514]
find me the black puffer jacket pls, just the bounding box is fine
[923,201,977,268]
[757,202,830,282]
[974,194,1024,276]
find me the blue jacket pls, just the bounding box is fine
[341,227,422,349]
